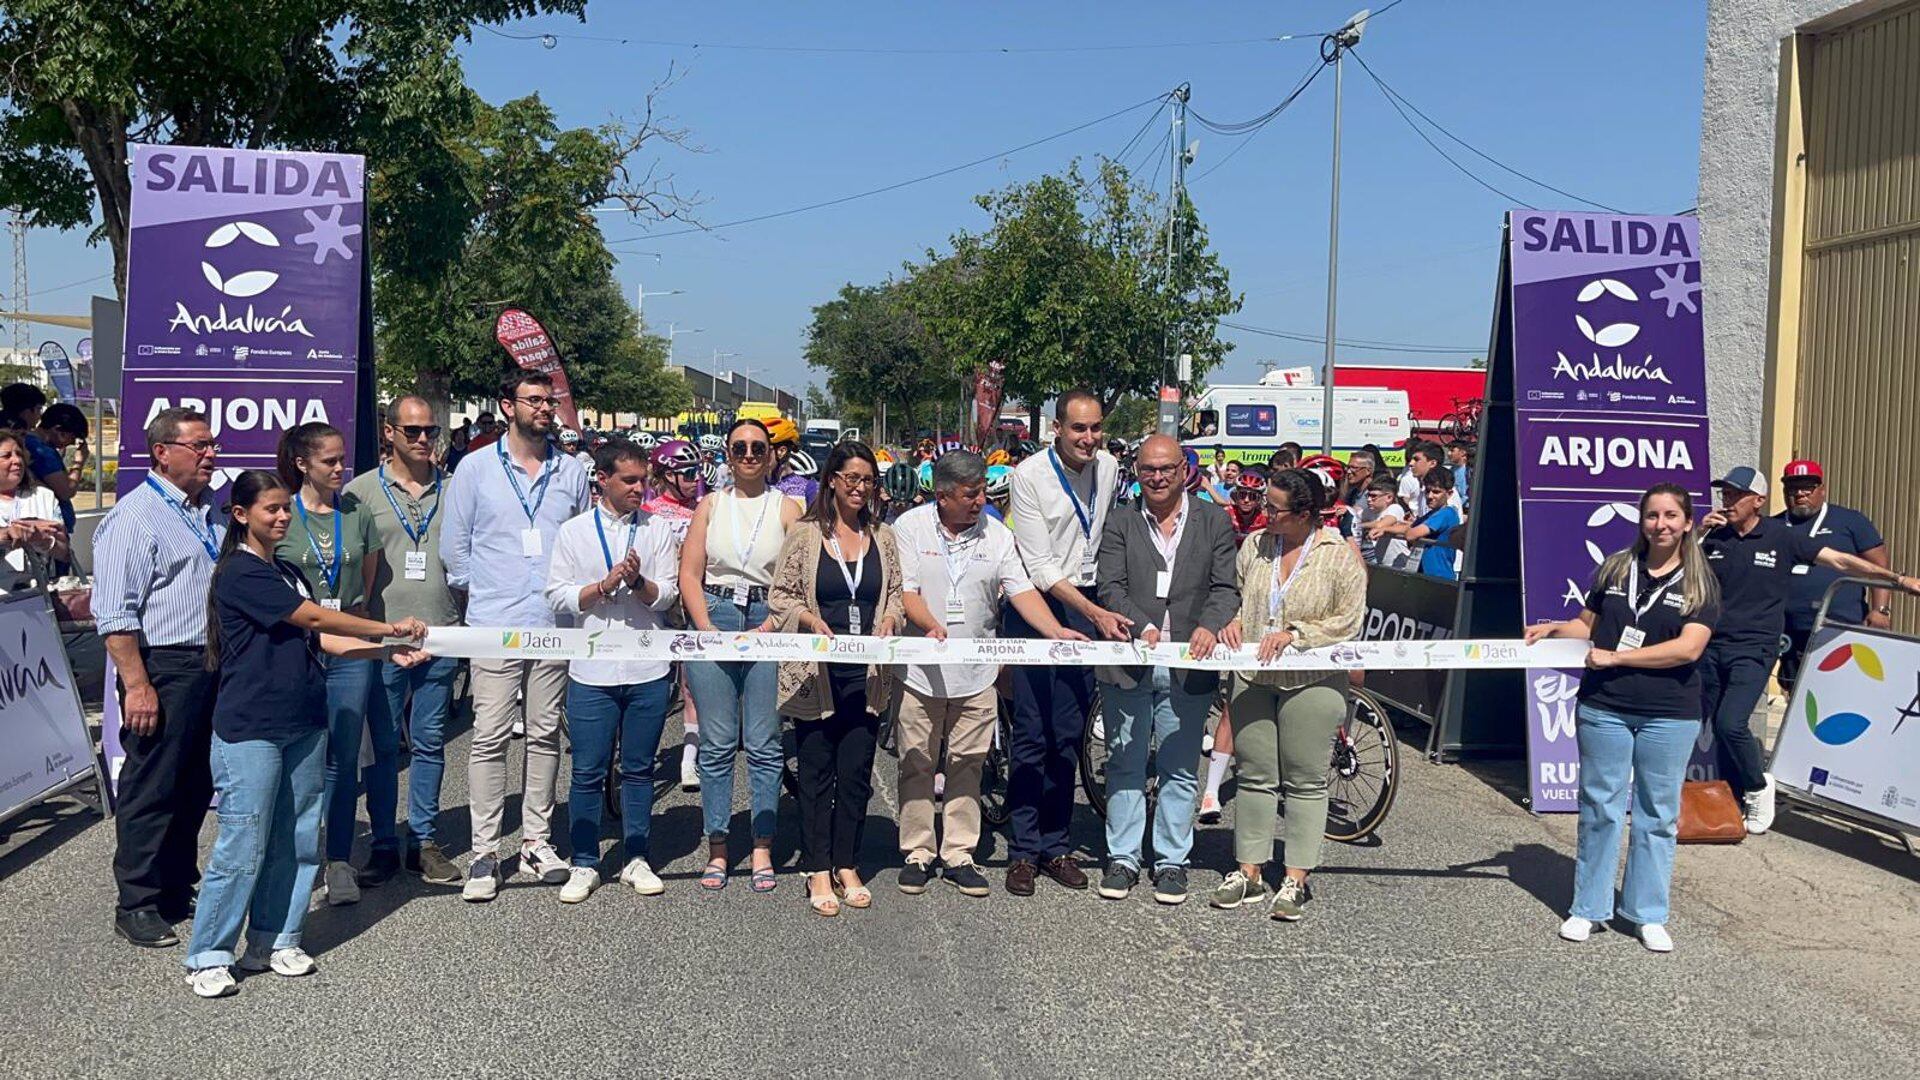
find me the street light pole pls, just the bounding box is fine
[1320,10,1369,457]
[636,282,682,324]
[666,322,703,366]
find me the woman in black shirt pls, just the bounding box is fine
[769,442,904,917]
[1525,482,1719,954]
[181,471,425,999]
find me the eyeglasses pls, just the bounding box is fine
[1137,463,1181,477]
[667,467,700,480]
[514,395,559,410]
[160,439,221,455]
[394,424,441,441]
[729,440,768,459]
[834,472,876,488]
[1232,487,1259,498]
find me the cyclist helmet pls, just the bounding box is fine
[632,430,658,451]
[917,460,934,493]
[985,448,1011,466]
[699,459,721,489]
[1235,470,1267,494]
[765,417,801,446]
[651,439,700,471]
[698,433,724,454]
[559,428,580,446]
[1298,453,1346,499]
[1107,438,1126,457]
[787,447,819,478]
[984,464,1012,499]
[882,459,918,502]
[875,447,895,465]
[938,438,963,458]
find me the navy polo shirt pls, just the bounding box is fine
[1774,502,1884,630]
[210,552,328,743]
[1701,516,1826,652]
[1579,561,1718,719]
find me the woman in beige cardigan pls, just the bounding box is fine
[1211,468,1366,922]
[769,442,905,916]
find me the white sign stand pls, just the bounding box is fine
[0,590,108,828]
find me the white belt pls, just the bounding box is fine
[414,627,1587,672]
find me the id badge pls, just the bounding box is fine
[1155,570,1172,599]
[849,607,863,636]
[520,527,544,558]
[1078,547,1098,584]
[404,550,428,581]
[321,598,343,612]
[945,595,968,624]
[1617,626,1646,652]
[1792,564,1810,575]
[732,583,749,607]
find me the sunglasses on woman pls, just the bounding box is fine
[730,440,768,459]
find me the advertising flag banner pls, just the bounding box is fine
[494,308,580,431]
[1771,627,1920,831]
[1509,211,1711,810]
[36,341,74,401]
[973,359,1006,436]
[74,337,93,400]
[116,144,364,492]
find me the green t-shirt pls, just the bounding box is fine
[342,465,459,627]
[276,486,381,610]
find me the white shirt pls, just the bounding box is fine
[1008,447,1117,591]
[1372,503,1415,571]
[543,501,683,686]
[894,503,1035,698]
[1398,467,1462,514]
[0,486,61,594]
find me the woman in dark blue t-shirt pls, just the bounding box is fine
[181,470,426,1000]
[1525,482,1719,955]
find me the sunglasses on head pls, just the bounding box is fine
[730,440,768,459]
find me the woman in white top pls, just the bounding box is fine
[0,430,68,594]
[677,418,804,893]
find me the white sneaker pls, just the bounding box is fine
[619,858,666,896]
[1198,791,1223,825]
[1558,916,1596,942]
[463,854,501,903]
[1637,923,1674,953]
[186,966,238,999]
[324,860,360,906]
[559,866,600,903]
[238,945,317,977]
[520,842,569,884]
[1743,773,1777,835]
[679,757,701,792]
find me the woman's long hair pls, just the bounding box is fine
[1594,482,1720,615]
[804,440,881,533]
[276,421,342,492]
[204,470,291,670]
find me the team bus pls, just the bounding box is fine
[1182,384,1413,467]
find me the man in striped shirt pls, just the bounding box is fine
[93,407,226,949]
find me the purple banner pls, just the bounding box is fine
[36,341,75,402]
[116,144,363,492]
[1510,212,1711,810]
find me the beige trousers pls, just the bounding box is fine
[467,657,569,857]
[894,684,999,867]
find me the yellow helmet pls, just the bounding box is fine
[986,449,1011,466]
[764,417,800,445]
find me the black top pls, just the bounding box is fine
[1773,503,1885,630]
[817,540,881,684]
[1701,516,1826,650]
[211,552,327,742]
[1578,560,1719,720]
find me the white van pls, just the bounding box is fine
[1183,384,1412,467]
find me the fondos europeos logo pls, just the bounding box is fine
[1805,641,1884,746]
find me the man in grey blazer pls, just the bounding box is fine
[1094,434,1242,904]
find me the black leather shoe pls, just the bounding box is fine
[115,910,181,949]
[361,846,402,887]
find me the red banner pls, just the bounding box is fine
[494,308,580,430]
[972,359,1006,438]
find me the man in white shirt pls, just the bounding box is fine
[1002,390,1132,896]
[894,451,1085,898]
[543,439,682,903]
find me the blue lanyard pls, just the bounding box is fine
[293,494,342,593]
[378,464,440,546]
[143,476,218,561]
[1047,448,1094,539]
[593,506,639,572]
[497,437,556,523]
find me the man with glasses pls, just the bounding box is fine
[343,396,464,885]
[1771,459,1893,689]
[442,372,591,900]
[93,408,224,948]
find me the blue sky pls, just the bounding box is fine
[20,0,1705,400]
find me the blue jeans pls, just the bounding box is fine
[1103,666,1212,871]
[322,655,396,861]
[687,594,782,842]
[375,654,461,849]
[1571,703,1700,925]
[567,676,673,868]
[185,728,326,969]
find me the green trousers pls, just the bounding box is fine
[1228,676,1347,871]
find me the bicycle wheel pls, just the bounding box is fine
[1323,688,1399,843]
[980,702,1012,827]
[1076,688,1113,819]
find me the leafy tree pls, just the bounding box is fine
[802,280,959,443]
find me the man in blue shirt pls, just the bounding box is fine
[440,371,591,902]
[1772,458,1892,689]
[28,403,89,536]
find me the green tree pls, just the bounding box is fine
[802,280,959,442]
[905,158,1239,420]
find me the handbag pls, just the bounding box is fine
[1677,780,1746,844]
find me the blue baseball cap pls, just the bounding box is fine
[1713,466,1768,498]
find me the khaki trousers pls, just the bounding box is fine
[468,657,569,857]
[895,684,999,867]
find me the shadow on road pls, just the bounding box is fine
[1312,841,1576,915]
[0,799,100,887]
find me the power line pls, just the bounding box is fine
[1221,319,1481,355]
[1189,57,1329,183]
[477,22,1324,55]
[1109,99,1168,172]
[1354,53,1624,213]
[611,93,1170,242]
[1352,53,1536,208]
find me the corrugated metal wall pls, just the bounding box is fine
[1796,0,1920,632]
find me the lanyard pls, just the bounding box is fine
[826,530,868,600]
[1144,501,1188,571]
[1267,531,1316,624]
[938,521,983,592]
[1804,501,1830,538]
[379,464,440,546]
[728,490,773,567]
[293,494,342,593]
[1048,448,1095,539]
[144,476,218,561]
[1626,561,1684,623]
[497,437,556,524]
[594,504,640,573]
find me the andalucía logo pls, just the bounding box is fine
[1805,642,1884,745]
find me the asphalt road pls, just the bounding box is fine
[2,706,1916,1080]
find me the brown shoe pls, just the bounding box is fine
[1040,855,1089,890]
[1006,859,1038,896]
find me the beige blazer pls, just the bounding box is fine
[769,518,907,721]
